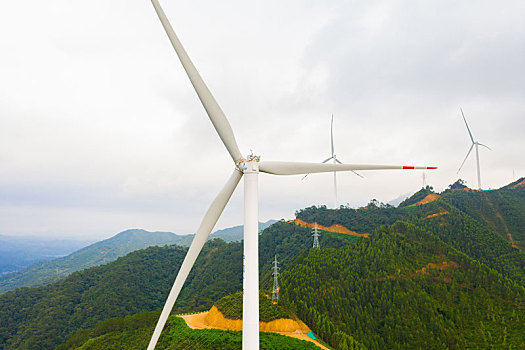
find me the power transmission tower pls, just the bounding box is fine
[271,255,279,303]
[312,223,321,249]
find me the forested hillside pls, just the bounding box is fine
[280,221,525,349]
[0,229,193,294]
[0,222,276,295]
[296,181,525,285]
[1,180,524,349]
[441,181,525,250]
[0,223,346,349]
[0,242,216,349]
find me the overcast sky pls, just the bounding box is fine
[1,0,524,239]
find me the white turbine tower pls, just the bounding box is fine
[457,108,491,190]
[147,1,437,349]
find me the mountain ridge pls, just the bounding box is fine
[0,221,276,294]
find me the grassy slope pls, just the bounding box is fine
[214,291,290,322]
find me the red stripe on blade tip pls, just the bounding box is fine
[402,166,415,170]
[426,167,438,169]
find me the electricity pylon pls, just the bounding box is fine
[312,223,321,249]
[271,255,280,303]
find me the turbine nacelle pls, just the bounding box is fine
[239,154,261,174]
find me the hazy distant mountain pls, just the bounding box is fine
[0,221,277,294]
[210,220,277,242]
[0,229,189,294]
[386,192,411,207]
[0,235,91,274]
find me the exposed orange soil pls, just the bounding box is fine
[291,218,370,238]
[408,193,440,206]
[423,211,449,220]
[415,261,459,283]
[180,306,328,349]
[416,261,459,275]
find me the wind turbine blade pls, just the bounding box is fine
[151,0,243,163]
[303,156,333,180]
[330,114,335,157]
[148,169,242,350]
[259,161,437,175]
[457,143,474,174]
[477,142,492,150]
[335,158,364,178]
[460,108,475,143]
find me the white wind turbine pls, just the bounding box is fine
[457,108,491,190]
[147,1,437,349]
[303,115,362,209]
[321,115,362,209]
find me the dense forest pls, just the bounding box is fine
[0,222,350,349]
[296,182,525,285]
[1,179,524,349]
[441,183,525,250]
[0,242,224,349]
[280,221,525,349]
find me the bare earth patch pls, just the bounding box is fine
[292,218,369,238]
[510,178,525,188]
[423,211,449,220]
[180,306,329,349]
[409,193,441,206]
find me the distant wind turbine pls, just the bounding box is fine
[303,115,362,209]
[457,108,491,190]
[147,1,437,349]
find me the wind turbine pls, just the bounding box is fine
[323,115,362,208]
[147,1,437,349]
[457,108,491,190]
[302,115,362,209]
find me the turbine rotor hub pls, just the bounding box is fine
[240,153,260,174]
